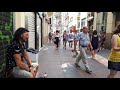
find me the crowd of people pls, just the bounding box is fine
[48,26,107,74]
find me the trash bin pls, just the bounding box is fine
[26,48,39,63]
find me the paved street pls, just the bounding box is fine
[36,41,120,78]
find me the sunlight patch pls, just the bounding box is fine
[61,63,72,69]
[43,48,48,50]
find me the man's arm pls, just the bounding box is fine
[89,41,93,50]
[111,35,120,51]
[77,33,80,41]
[14,54,30,71]
[13,42,31,71]
[23,50,32,67]
[88,34,93,50]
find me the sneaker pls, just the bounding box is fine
[75,63,80,68]
[73,55,77,58]
[86,69,92,74]
[76,52,78,55]
[92,57,96,60]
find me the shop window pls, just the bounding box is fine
[81,18,86,28]
[77,22,80,28]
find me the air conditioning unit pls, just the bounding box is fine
[90,25,93,31]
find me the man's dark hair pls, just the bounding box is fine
[113,24,120,34]
[13,27,29,42]
[83,26,88,30]
[80,29,83,32]
[93,30,97,35]
[56,30,59,33]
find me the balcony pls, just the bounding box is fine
[87,16,93,21]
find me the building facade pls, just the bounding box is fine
[87,12,94,31]
[91,12,120,49]
[80,12,88,29]
[77,12,81,32]
[14,12,43,51]
[42,12,51,45]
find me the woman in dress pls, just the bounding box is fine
[91,30,98,59]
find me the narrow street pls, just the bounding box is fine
[36,41,120,78]
[1,12,120,78]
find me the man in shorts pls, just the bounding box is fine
[6,27,39,78]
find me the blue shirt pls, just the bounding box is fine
[77,32,82,40]
[78,32,90,46]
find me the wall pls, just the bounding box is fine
[80,12,87,29]
[0,12,13,77]
[36,13,42,51]
[14,12,25,30]
[45,18,49,44]
[93,12,97,31]
[68,12,77,29]
[105,12,114,49]
[96,12,103,33]
[42,13,49,45]
[92,12,116,49]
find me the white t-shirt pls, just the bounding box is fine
[55,34,61,40]
[55,34,60,37]
[68,33,74,41]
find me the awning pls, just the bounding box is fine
[47,12,53,17]
[87,16,93,21]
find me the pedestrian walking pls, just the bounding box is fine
[63,30,68,49]
[101,32,106,49]
[98,31,106,52]
[72,30,78,57]
[68,29,74,48]
[78,29,83,50]
[54,30,60,48]
[91,30,99,59]
[48,32,52,43]
[107,24,120,78]
[86,30,93,54]
[75,26,93,74]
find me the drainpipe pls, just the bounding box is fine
[42,12,45,46]
[37,12,43,47]
[35,12,37,50]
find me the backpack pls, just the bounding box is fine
[6,44,16,72]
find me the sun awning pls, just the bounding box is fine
[87,16,93,21]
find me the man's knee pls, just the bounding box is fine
[36,66,38,71]
[29,73,35,78]
[110,70,117,76]
[34,66,38,73]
